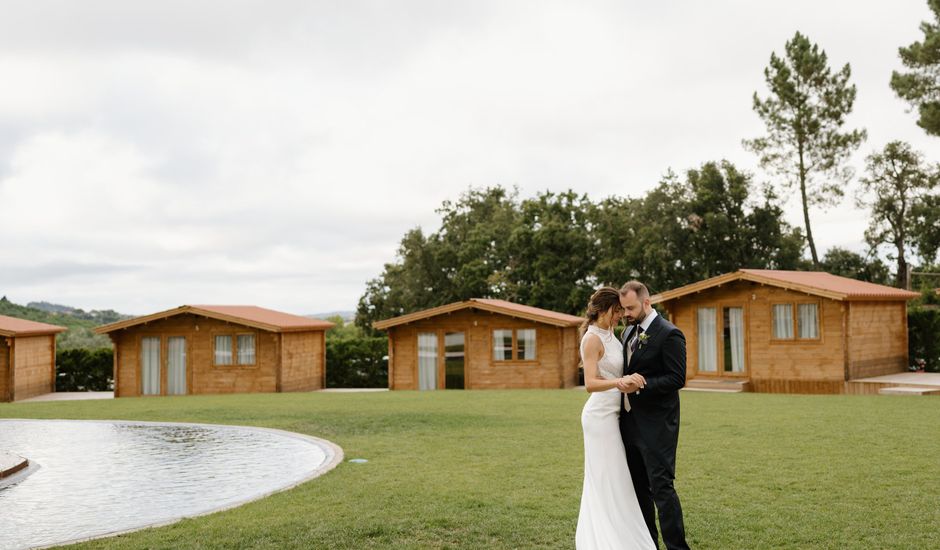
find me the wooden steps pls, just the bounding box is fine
[878,386,940,396]
[683,378,750,393]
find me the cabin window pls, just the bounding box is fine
[214,335,234,365]
[493,330,514,360]
[493,329,537,362]
[797,303,819,339]
[214,333,257,366]
[773,302,820,341]
[237,334,256,364]
[772,304,794,339]
[516,329,537,360]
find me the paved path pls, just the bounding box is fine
[18,391,114,402]
[853,372,940,387]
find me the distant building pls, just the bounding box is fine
[374,299,582,390]
[0,315,67,402]
[96,305,333,397]
[653,269,921,394]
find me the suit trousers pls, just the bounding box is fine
[619,410,690,550]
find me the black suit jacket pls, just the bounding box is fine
[621,313,686,453]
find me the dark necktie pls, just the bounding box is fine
[630,325,643,354]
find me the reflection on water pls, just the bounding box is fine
[0,420,332,550]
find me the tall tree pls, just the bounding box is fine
[744,31,867,266]
[891,0,940,136]
[857,141,939,287]
[503,190,597,314]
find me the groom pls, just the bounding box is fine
[617,281,690,550]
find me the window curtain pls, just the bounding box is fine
[516,329,536,360]
[418,332,438,390]
[493,330,513,361]
[237,334,256,364]
[215,335,233,365]
[728,307,745,373]
[141,337,161,395]
[773,304,793,339]
[697,308,717,372]
[798,303,819,339]
[167,336,186,395]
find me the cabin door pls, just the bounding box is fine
[417,332,438,390]
[444,332,465,389]
[141,337,161,395]
[696,305,748,377]
[167,336,187,395]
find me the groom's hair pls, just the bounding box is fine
[619,280,649,300]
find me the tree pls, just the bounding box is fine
[891,0,940,136]
[592,162,804,294]
[355,186,519,332]
[684,161,804,278]
[744,31,867,266]
[819,247,890,284]
[502,190,597,314]
[857,141,939,287]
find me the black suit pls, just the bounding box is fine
[620,312,690,550]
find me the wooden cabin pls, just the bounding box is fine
[653,269,921,394]
[95,305,333,397]
[374,299,582,390]
[0,314,67,402]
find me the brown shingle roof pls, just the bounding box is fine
[373,298,583,330]
[653,269,921,303]
[0,314,67,337]
[95,305,334,334]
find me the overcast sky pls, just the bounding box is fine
[0,1,935,316]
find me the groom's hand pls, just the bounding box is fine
[617,374,646,393]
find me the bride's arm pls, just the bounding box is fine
[582,334,626,393]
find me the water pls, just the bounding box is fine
[0,420,338,550]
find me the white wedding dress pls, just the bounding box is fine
[576,324,656,550]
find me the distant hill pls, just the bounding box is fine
[0,297,132,350]
[309,310,355,322]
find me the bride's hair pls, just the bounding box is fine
[579,286,622,339]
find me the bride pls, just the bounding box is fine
[576,287,656,550]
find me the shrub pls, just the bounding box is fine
[325,336,388,388]
[908,307,940,372]
[56,348,113,391]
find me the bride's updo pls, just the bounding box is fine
[579,286,622,339]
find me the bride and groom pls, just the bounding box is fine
[576,281,690,550]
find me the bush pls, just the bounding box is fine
[56,348,113,391]
[326,336,388,388]
[908,307,940,372]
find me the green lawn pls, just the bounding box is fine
[1,390,938,549]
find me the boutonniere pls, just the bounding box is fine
[638,332,650,349]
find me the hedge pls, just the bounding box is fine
[908,307,940,373]
[56,347,113,391]
[325,336,388,388]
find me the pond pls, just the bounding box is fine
[0,419,341,550]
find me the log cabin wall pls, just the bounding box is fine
[11,335,56,401]
[279,331,325,392]
[386,308,578,390]
[111,314,282,397]
[0,338,9,402]
[663,281,846,393]
[846,301,909,379]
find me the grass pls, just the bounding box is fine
[1,390,938,549]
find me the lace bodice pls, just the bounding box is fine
[580,324,624,380]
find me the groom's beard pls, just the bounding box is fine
[626,309,648,326]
